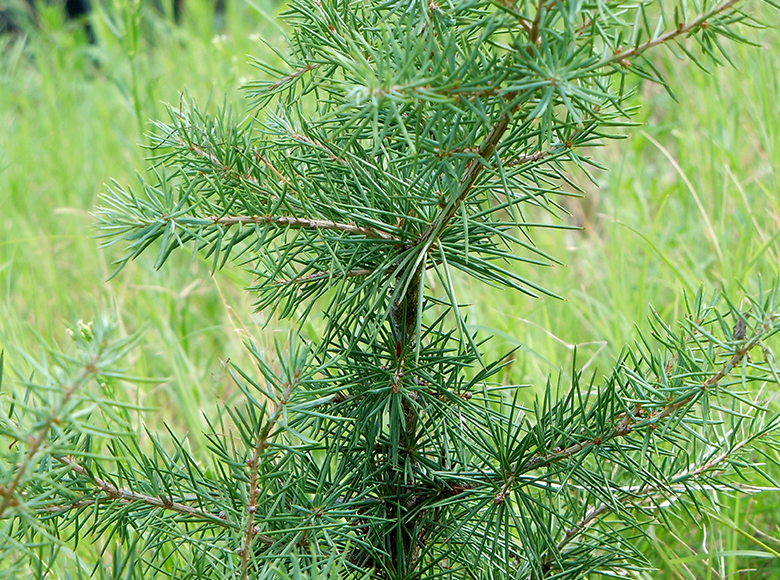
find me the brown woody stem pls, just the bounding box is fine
[208,215,399,241]
[602,0,742,67]
[240,379,295,579]
[55,457,251,533]
[0,356,100,519]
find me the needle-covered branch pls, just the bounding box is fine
[0,318,142,520]
[97,0,758,345]
[412,0,746,276]
[240,375,297,578]
[208,214,398,241]
[55,456,248,534]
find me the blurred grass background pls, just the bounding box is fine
[0,1,779,577]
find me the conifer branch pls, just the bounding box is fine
[54,456,251,533]
[514,314,776,481]
[207,215,399,241]
[240,377,296,578]
[603,0,744,68]
[414,0,749,263]
[0,354,101,519]
[266,64,318,92]
[179,138,262,188]
[550,436,765,569]
[288,131,347,165]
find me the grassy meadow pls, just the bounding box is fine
[1,1,779,577]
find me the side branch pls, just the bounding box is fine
[415,114,511,253]
[180,139,261,188]
[275,268,375,286]
[529,0,545,45]
[55,457,256,534]
[0,355,100,519]
[548,437,763,573]
[266,64,318,93]
[240,379,295,579]
[414,0,747,260]
[604,0,742,67]
[208,215,399,241]
[521,317,773,475]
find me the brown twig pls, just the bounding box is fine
[274,268,375,286]
[207,214,399,241]
[601,0,742,68]
[54,457,256,534]
[240,378,296,579]
[175,140,287,204]
[414,112,511,255]
[529,0,545,46]
[181,138,396,247]
[493,470,515,505]
[0,355,100,519]
[265,64,318,93]
[505,149,550,168]
[288,131,347,165]
[36,498,100,513]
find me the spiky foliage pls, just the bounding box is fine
[3,0,780,579]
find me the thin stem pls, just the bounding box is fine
[275,268,375,286]
[505,148,551,168]
[266,64,318,92]
[279,258,448,288]
[529,0,545,46]
[415,113,510,254]
[240,378,295,579]
[519,317,772,475]
[288,131,346,165]
[182,139,261,188]
[54,457,255,535]
[552,437,758,559]
[208,215,399,241]
[0,354,101,519]
[601,0,742,68]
